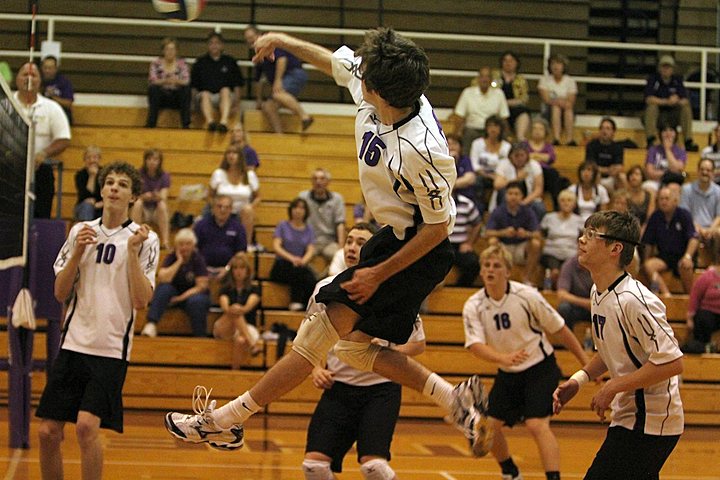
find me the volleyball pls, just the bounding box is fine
[152,0,206,22]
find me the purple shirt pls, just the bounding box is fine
[43,73,74,122]
[243,145,260,169]
[162,251,208,293]
[253,48,303,83]
[193,214,247,267]
[454,154,477,203]
[642,207,697,258]
[486,203,539,245]
[645,144,687,173]
[557,255,593,299]
[141,170,171,208]
[523,141,556,167]
[274,220,315,257]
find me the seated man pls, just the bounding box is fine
[299,168,346,263]
[485,180,541,285]
[142,228,210,337]
[191,32,244,132]
[644,55,698,151]
[556,255,593,331]
[642,185,699,295]
[584,116,625,192]
[194,195,247,274]
[41,55,74,124]
[680,158,720,245]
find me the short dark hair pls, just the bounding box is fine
[505,180,526,197]
[484,115,505,138]
[600,116,616,131]
[547,53,569,74]
[207,31,224,43]
[288,197,310,221]
[42,55,58,65]
[500,51,520,70]
[585,211,640,267]
[355,27,429,109]
[348,222,379,236]
[98,161,142,197]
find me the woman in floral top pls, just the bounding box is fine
[146,37,192,129]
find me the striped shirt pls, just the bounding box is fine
[449,193,481,245]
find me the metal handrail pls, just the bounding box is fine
[1,13,719,120]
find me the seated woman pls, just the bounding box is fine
[492,51,531,141]
[701,122,720,184]
[565,161,609,222]
[213,253,262,369]
[538,53,577,146]
[524,117,565,210]
[643,124,688,192]
[229,122,260,170]
[626,165,656,228]
[540,190,584,289]
[142,228,211,338]
[270,198,317,311]
[493,142,546,221]
[146,37,191,129]
[73,145,103,221]
[686,237,720,353]
[469,115,511,205]
[131,148,171,250]
[209,145,260,246]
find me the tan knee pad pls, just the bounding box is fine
[333,340,383,372]
[291,310,340,367]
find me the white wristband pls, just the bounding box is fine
[570,369,590,387]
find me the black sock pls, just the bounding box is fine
[546,471,560,480]
[500,458,519,477]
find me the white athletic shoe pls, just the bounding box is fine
[502,473,523,480]
[164,386,244,451]
[450,375,493,457]
[141,322,157,337]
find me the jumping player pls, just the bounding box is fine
[553,211,683,479]
[464,245,589,480]
[165,27,491,456]
[37,161,159,480]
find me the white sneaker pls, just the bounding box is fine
[141,322,157,338]
[502,474,523,480]
[450,375,493,457]
[164,386,244,451]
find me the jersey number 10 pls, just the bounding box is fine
[95,243,116,264]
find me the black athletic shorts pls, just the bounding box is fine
[305,381,402,473]
[487,353,561,427]
[316,225,453,344]
[584,426,680,480]
[36,349,129,433]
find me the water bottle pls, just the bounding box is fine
[583,327,594,353]
[543,268,553,291]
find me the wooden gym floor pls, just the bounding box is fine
[0,409,718,479]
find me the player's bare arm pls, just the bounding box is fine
[127,223,154,309]
[54,224,97,302]
[469,342,529,369]
[252,32,334,77]
[552,353,607,414]
[340,221,448,304]
[553,325,590,366]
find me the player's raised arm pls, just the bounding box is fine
[252,33,334,77]
[127,224,155,309]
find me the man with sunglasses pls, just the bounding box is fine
[553,211,684,480]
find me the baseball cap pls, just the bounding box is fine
[659,55,675,67]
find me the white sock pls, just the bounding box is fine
[423,373,454,412]
[212,391,260,428]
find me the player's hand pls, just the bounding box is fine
[500,349,529,368]
[590,380,616,422]
[340,266,381,304]
[73,225,98,256]
[128,224,150,254]
[552,379,579,414]
[311,367,334,390]
[252,33,287,63]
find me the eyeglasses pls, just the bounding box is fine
[582,227,639,246]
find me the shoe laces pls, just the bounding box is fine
[192,385,215,417]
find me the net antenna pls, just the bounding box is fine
[27,2,38,91]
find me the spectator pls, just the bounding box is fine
[146,37,192,129]
[584,116,626,192]
[680,158,720,242]
[194,195,247,273]
[643,124,688,192]
[642,185,698,295]
[492,51,530,141]
[485,180,542,285]
[328,220,379,278]
[556,255,593,331]
[40,55,74,124]
[209,145,260,247]
[142,228,211,338]
[270,198,317,311]
[229,122,260,170]
[299,168,346,263]
[213,252,262,368]
[469,115,511,205]
[686,237,720,352]
[191,32,244,133]
[14,62,71,219]
[524,117,565,210]
[449,134,479,208]
[701,123,720,183]
[538,53,577,146]
[540,190,584,288]
[244,25,313,133]
[493,143,545,221]
[608,189,642,277]
[644,55,698,151]
[131,149,171,250]
[566,161,610,222]
[449,192,482,287]
[73,145,103,221]
[452,66,510,155]
[625,165,656,227]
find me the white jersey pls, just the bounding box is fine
[331,46,456,240]
[590,273,684,435]
[54,218,159,361]
[463,281,565,372]
[307,275,425,386]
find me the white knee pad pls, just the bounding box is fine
[360,458,395,480]
[334,340,382,372]
[302,459,333,480]
[292,310,340,367]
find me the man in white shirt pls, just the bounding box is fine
[553,211,684,479]
[14,62,71,218]
[165,27,491,458]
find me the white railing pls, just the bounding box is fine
[2,13,720,121]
